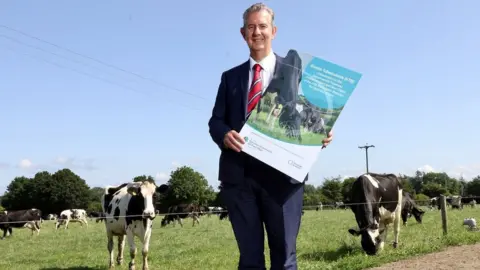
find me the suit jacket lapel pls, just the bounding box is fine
[240,60,250,118]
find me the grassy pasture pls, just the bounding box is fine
[1,207,480,270]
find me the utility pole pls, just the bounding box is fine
[358,143,375,174]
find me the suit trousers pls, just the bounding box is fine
[220,157,304,270]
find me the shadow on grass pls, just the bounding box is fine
[300,243,360,262]
[39,267,105,270]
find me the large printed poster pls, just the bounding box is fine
[239,49,363,181]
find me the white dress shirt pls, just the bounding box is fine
[248,50,276,95]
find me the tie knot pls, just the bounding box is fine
[253,64,262,72]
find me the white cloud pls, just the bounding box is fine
[171,161,181,168]
[18,159,33,169]
[417,164,435,173]
[0,162,9,169]
[155,172,169,182]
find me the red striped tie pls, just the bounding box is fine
[246,64,263,118]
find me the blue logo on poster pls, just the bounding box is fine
[301,57,361,109]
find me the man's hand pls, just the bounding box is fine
[223,130,245,152]
[322,130,334,149]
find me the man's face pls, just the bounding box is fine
[241,10,277,52]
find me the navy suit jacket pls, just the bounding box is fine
[208,53,308,186]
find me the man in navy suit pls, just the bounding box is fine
[208,3,333,270]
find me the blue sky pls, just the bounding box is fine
[0,1,479,193]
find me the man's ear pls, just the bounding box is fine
[348,228,360,236]
[240,27,246,41]
[271,25,277,40]
[127,186,140,196]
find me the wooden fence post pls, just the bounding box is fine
[440,194,448,235]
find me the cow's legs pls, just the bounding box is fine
[393,192,403,248]
[1,228,7,239]
[107,231,115,268]
[35,220,41,234]
[83,218,89,227]
[378,225,388,252]
[192,216,200,227]
[401,211,408,226]
[117,234,125,265]
[64,219,70,229]
[178,218,183,227]
[127,230,137,270]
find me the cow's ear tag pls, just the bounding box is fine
[131,191,136,196]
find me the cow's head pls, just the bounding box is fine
[348,222,382,256]
[127,181,169,220]
[412,207,425,224]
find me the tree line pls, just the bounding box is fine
[1,167,480,215]
[304,171,480,208]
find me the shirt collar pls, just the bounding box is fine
[249,50,275,72]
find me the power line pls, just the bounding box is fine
[0,44,203,111]
[0,33,141,86]
[0,24,208,101]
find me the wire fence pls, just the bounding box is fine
[0,198,477,226]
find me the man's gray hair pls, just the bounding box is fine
[242,3,275,28]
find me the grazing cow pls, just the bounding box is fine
[160,203,201,227]
[88,211,106,223]
[401,192,425,226]
[55,209,88,229]
[429,197,438,210]
[0,208,42,239]
[348,173,403,255]
[470,200,477,208]
[450,195,462,209]
[46,214,57,220]
[300,106,327,135]
[316,203,323,211]
[101,181,168,270]
[219,209,229,221]
[335,201,346,209]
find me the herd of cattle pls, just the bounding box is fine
[0,174,479,269]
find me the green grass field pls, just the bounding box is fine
[248,109,328,146]
[1,208,479,270]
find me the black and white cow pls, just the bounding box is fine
[348,173,403,255]
[449,195,462,209]
[0,208,42,239]
[219,209,229,221]
[335,201,346,210]
[55,209,88,229]
[401,192,425,226]
[101,181,168,270]
[46,214,57,220]
[160,203,201,227]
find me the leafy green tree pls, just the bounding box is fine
[1,169,91,215]
[398,174,414,194]
[133,175,156,183]
[159,166,215,207]
[414,193,430,206]
[321,176,343,203]
[341,177,356,202]
[466,176,480,196]
[422,182,448,198]
[1,176,34,210]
